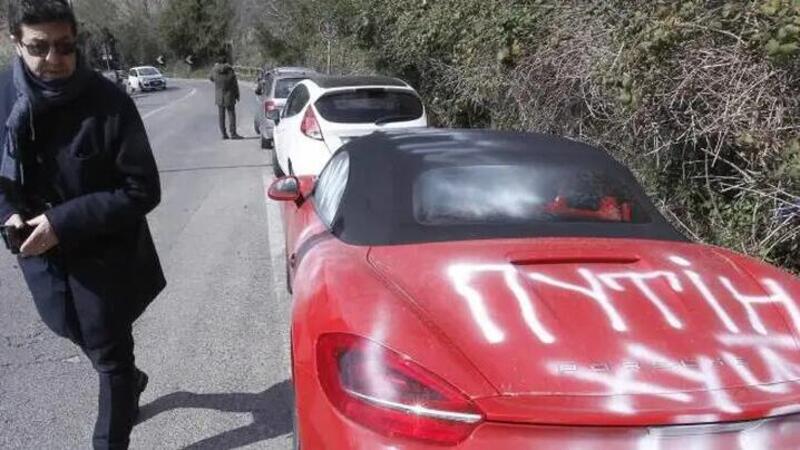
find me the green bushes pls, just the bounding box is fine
[160,0,234,66]
[265,0,799,272]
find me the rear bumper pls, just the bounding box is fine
[298,403,800,449]
[141,79,166,89]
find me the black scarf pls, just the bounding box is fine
[0,55,91,188]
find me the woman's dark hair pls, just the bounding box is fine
[7,0,77,38]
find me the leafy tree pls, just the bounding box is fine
[73,0,165,68]
[160,0,234,65]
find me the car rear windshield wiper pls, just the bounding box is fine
[374,115,419,125]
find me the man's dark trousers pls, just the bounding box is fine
[24,254,141,450]
[218,105,237,137]
[68,306,138,450]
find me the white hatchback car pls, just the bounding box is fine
[270,76,428,176]
[128,66,167,92]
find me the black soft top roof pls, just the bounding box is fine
[309,76,408,89]
[329,129,686,246]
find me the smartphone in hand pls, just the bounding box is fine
[1,224,34,255]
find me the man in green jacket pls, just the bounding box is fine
[209,59,241,140]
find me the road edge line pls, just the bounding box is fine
[141,87,198,120]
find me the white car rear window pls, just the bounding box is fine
[315,90,423,124]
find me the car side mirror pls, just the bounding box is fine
[255,85,263,96]
[268,176,300,201]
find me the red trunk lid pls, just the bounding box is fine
[367,238,800,425]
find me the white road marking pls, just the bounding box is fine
[262,170,292,379]
[263,171,285,275]
[141,88,197,120]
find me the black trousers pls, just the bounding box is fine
[60,287,140,450]
[218,105,237,137]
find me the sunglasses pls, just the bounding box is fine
[19,40,77,57]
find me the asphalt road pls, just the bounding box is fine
[0,79,294,449]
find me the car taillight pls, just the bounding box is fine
[264,100,277,115]
[317,333,483,445]
[300,107,323,140]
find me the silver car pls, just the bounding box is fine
[254,66,318,149]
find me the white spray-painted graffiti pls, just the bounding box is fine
[448,255,800,344]
[447,255,800,418]
[543,334,800,419]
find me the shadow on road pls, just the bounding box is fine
[138,379,294,449]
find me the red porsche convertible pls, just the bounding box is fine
[269,129,800,449]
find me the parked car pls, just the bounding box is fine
[254,66,318,149]
[269,129,800,450]
[128,66,167,92]
[271,76,427,177]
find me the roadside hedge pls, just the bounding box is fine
[263,0,800,272]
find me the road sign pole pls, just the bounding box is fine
[320,20,337,75]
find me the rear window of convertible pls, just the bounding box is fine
[413,165,652,226]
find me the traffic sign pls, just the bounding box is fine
[319,20,337,41]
